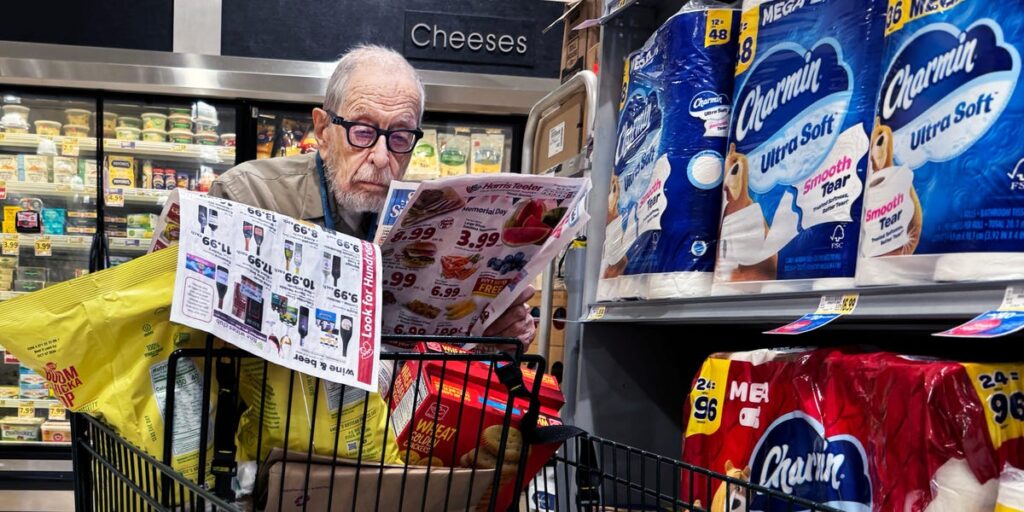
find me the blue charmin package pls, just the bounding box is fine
[857,0,1024,285]
[714,0,887,294]
[598,4,739,300]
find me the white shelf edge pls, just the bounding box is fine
[586,280,1024,324]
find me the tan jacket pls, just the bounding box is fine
[208,152,373,239]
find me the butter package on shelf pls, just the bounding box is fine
[52,156,77,184]
[18,155,49,184]
[3,206,21,234]
[80,159,97,185]
[0,416,43,441]
[857,0,1024,285]
[0,155,17,181]
[19,364,49,400]
[712,0,887,295]
[41,421,70,442]
[106,155,135,189]
[0,386,17,399]
[599,1,739,300]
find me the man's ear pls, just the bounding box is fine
[312,107,331,146]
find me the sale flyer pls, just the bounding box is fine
[169,191,381,391]
[378,174,590,336]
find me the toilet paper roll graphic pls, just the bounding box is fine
[597,4,739,300]
[856,1,1024,285]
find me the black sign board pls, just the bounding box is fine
[403,11,535,68]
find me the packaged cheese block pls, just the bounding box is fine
[713,0,887,294]
[682,348,1024,510]
[598,1,739,300]
[857,0,1024,285]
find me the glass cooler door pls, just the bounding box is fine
[100,97,238,267]
[0,90,99,444]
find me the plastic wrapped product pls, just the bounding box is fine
[681,348,1024,511]
[0,248,215,484]
[857,1,1024,285]
[598,1,739,300]
[712,0,887,294]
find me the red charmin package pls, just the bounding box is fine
[390,342,564,511]
[681,348,1024,511]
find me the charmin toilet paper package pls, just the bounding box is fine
[713,0,887,294]
[598,1,739,300]
[682,348,1024,510]
[857,0,1024,285]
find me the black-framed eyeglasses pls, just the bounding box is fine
[326,110,424,154]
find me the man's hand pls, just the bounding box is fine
[483,285,537,350]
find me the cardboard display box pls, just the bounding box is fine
[559,0,601,83]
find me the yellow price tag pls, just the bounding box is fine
[18,404,34,419]
[48,404,66,421]
[170,143,188,153]
[588,305,606,320]
[61,137,79,156]
[816,294,859,316]
[105,188,125,208]
[1,235,18,256]
[0,132,7,142]
[34,236,52,257]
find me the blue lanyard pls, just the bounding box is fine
[314,152,335,231]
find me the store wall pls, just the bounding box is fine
[0,1,174,51]
[220,0,565,78]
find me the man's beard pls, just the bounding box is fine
[323,157,391,214]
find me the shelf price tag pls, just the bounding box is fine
[61,137,79,157]
[171,143,188,153]
[0,179,6,201]
[765,293,859,335]
[34,236,52,257]
[48,404,66,421]
[105,188,125,208]
[18,404,35,419]
[935,286,1024,338]
[587,305,606,321]
[1,234,18,256]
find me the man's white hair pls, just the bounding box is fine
[323,44,425,119]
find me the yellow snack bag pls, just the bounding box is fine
[236,359,401,465]
[0,248,215,483]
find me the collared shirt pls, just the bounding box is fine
[208,152,376,238]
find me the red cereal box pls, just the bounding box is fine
[681,348,1024,511]
[390,342,564,510]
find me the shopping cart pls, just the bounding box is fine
[71,334,843,512]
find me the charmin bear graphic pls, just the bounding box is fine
[602,174,629,279]
[866,119,923,256]
[711,461,750,512]
[717,143,777,282]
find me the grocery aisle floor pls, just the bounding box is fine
[0,491,73,512]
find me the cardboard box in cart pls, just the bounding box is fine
[390,343,565,511]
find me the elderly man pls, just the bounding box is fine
[210,45,536,346]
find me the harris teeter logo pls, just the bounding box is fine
[732,42,853,194]
[879,20,1020,169]
[749,411,872,512]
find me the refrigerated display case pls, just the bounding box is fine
[100,96,238,267]
[250,103,523,181]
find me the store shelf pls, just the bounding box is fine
[14,234,91,252]
[108,237,150,252]
[2,181,96,199]
[0,133,235,164]
[0,440,70,448]
[104,139,235,164]
[122,187,170,206]
[0,399,59,409]
[587,280,1024,325]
